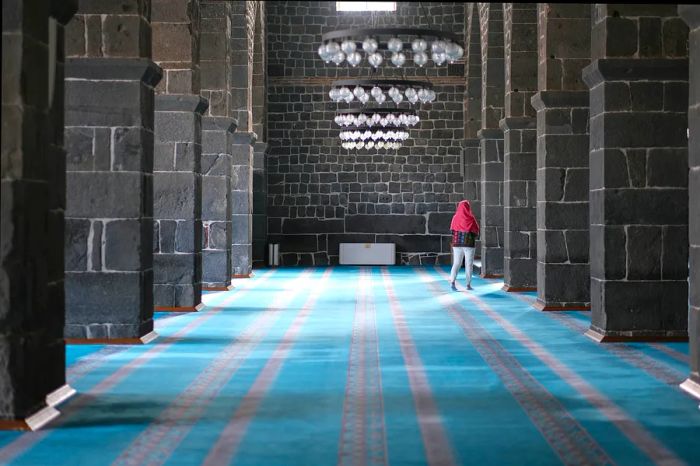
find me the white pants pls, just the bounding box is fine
[450,247,475,286]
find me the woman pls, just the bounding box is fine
[449,200,479,291]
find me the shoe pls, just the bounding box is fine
[466,284,473,290]
[450,281,457,291]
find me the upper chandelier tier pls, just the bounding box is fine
[318,28,464,68]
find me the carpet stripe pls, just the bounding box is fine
[111,269,316,466]
[202,267,335,466]
[505,285,688,386]
[415,268,615,466]
[432,267,687,466]
[0,269,277,465]
[337,268,388,466]
[380,267,456,466]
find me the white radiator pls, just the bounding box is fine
[339,243,395,265]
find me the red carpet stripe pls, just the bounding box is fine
[337,268,388,466]
[432,267,687,466]
[202,267,335,466]
[0,269,277,465]
[380,267,457,466]
[504,287,688,388]
[112,269,316,466]
[415,269,614,466]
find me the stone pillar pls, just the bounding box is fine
[152,0,207,310]
[464,4,483,257]
[231,132,256,277]
[583,4,689,342]
[200,1,237,290]
[531,4,591,310]
[252,142,268,267]
[478,3,506,277]
[1,0,77,430]
[680,4,700,400]
[501,3,538,291]
[64,0,161,342]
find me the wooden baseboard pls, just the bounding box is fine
[232,273,253,278]
[533,301,590,312]
[585,328,688,343]
[502,285,537,292]
[680,378,700,400]
[155,302,204,312]
[66,330,158,345]
[202,284,234,291]
[481,273,504,279]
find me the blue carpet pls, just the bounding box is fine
[1,266,699,465]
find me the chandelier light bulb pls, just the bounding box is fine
[413,51,428,67]
[362,37,378,54]
[375,93,386,104]
[346,51,362,67]
[368,52,383,68]
[341,40,357,55]
[353,86,366,98]
[318,44,330,62]
[411,38,428,52]
[431,40,446,54]
[431,51,446,66]
[391,52,406,67]
[356,141,365,149]
[359,93,370,104]
[377,141,385,149]
[326,41,341,56]
[332,51,346,65]
[445,42,463,63]
[405,87,418,103]
[392,93,404,104]
[366,141,375,149]
[387,37,403,53]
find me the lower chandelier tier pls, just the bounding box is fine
[335,109,419,128]
[339,129,410,142]
[341,140,403,150]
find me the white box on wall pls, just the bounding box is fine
[339,243,396,265]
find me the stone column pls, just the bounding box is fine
[231,132,256,277]
[200,1,237,290]
[478,3,506,277]
[252,142,268,267]
[1,0,76,430]
[64,0,160,342]
[680,4,700,400]
[152,0,207,311]
[464,4,483,257]
[501,3,538,291]
[531,4,591,310]
[583,4,689,342]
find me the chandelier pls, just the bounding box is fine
[318,28,464,68]
[329,79,435,105]
[334,108,420,128]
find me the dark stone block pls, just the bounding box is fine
[104,219,150,272]
[626,226,662,280]
[346,215,426,234]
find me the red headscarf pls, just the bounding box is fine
[450,200,479,235]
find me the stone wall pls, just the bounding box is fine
[266,1,465,265]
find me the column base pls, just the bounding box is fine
[585,327,688,343]
[155,303,205,312]
[231,273,252,278]
[503,285,537,292]
[66,330,158,345]
[202,284,234,292]
[482,273,504,279]
[0,384,76,431]
[680,378,700,401]
[533,300,590,311]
